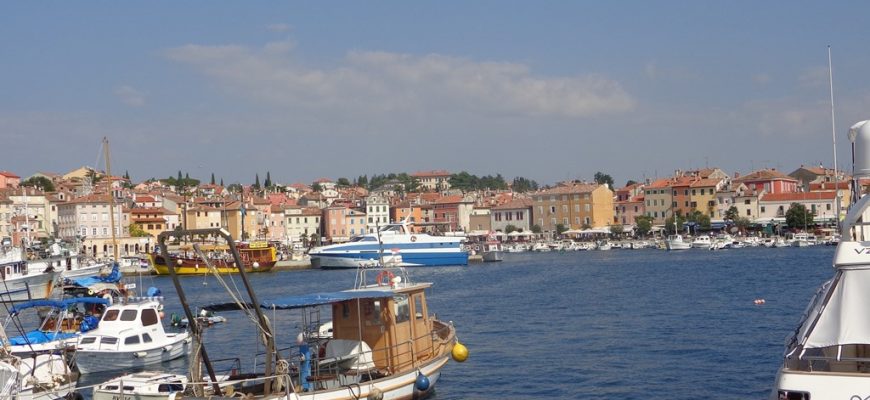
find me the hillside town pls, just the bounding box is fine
[0,164,853,259]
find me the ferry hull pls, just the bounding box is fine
[313,251,468,269]
[771,368,870,400]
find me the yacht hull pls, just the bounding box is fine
[771,368,870,400]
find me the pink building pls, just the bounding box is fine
[734,169,798,194]
[0,171,20,189]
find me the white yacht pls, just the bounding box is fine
[790,232,812,247]
[0,246,61,302]
[665,234,692,250]
[92,372,188,400]
[75,300,190,374]
[771,120,870,399]
[691,235,712,249]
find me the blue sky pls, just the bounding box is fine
[3,2,870,187]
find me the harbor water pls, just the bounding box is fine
[74,245,834,399]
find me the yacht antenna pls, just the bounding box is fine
[828,45,842,227]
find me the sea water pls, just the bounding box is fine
[74,246,834,399]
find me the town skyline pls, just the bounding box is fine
[5,2,870,186]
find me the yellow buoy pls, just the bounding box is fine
[452,341,468,362]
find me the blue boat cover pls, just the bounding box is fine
[8,330,77,346]
[72,262,121,287]
[9,297,110,315]
[261,290,394,310]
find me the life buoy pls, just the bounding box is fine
[376,271,396,286]
[410,235,417,242]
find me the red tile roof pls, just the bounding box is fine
[493,198,532,210]
[735,169,795,182]
[760,192,837,202]
[411,170,451,178]
[0,171,20,179]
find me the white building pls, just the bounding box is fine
[365,195,390,233]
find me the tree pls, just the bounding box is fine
[724,206,739,223]
[312,182,323,192]
[21,176,54,192]
[609,223,624,237]
[555,224,568,235]
[210,173,216,185]
[264,171,272,188]
[176,170,183,191]
[357,175,368,188]
[665,212,686,235]
[734,216,751,234]
[635,215,653,237]
[128,224,151,237]
[504,224,519,234]
[336,177,351,187]
[253,173,261,190]
[227,183,243,193]
[593,172,614,187]
[626,180,638,186]
[220,178,224,187]
[786,203,814,230]
[531,224,542,234]
[511,177,539,193]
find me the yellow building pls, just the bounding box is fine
[531,183,614,231]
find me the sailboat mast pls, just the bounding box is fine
[103,137,119,260]
[828,45,842,228]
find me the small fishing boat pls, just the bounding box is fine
[149,242,277,275]
[481,239,503,262]
[3,297,109,356]
[92,372,188,400]
[74,300,191,374]
[0,326,78,400]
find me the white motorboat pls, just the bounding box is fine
[0,251,61,302]
[480,240,503,262]
[789,233,812,247]
[92,372,188,400]
[74,300,190,374]
[309,221,468,268]
[770,120,870,399]
[531,242,551,252]
[597,241,612,251]
[665,234,692,250]
[0,327,78,400]
[691,235,712,249]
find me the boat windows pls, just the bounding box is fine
[141,308,159,326]
[414,295,425,320]
[120,310,138,321]
[394,295,410,323]
[142,333,153,343]
[101,337,118,345]
[124,335,140,345]
[776,391,809,400]
[103,309,120,321]
[80,337,97,345]
[158,382,185,393]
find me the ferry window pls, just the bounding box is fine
[141,309,159,326]
[120,310,138,321]
[80,337,97,344]
[142,333,153,343]
[394,295,410,323]
[103,310,120,321]
[124,335,140,345]
[414,295,424,320]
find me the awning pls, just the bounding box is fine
[203,289,395,312]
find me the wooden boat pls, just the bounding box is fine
[151,227,467,400]
[149,241,277,275]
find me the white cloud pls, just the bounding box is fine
[165,41,635,118]
[266,23,290,33]
[114,85,147,107]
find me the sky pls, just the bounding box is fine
[3,2,870,188]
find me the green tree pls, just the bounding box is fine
[253,173,261,190]
[128,224,151,237]
[448,171,479,192]
[211,173,216,185]
[357,175,368,188]
[531,224,542,234]
[609,223,624,236]
[396,173,420,193]
[724,206,739,223]
[625,180,638,186]
[593,171,614,187]
[665,212,686,235]
[555,223,568,235]
[336,177,351,187]
[786,203,814,230]
[21,176,55,192]
[734,216,751,234]
[227,183,243,193]
[312,182,323,192]
[511,177,539,193]
[264,171,272,188]
[504,224,518,234]
[220,178,224,187]
[635,215,653,237]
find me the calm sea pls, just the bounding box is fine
[71,245,835,399]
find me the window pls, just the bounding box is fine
[550,206,556,213]
[124,335,140,345]
[120,310,138,321]
[92,228,97,236]
[574,204,580,212]
[744,200,751,205]
[563,218,569,225]
[394,295,410,323]
[562,205,568,213]
[692,189,696,196]
[101,337,118,345]
[746,209,752,216]
[585,204,590,212]
[414,294,425,320]
[827,204,832,211]
[141,309,159,326]
[761,206,766,213]
[80,337,96,345]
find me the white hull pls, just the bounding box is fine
[666,241,692,250]
[481,251,503,262]
[76,333,190,374]
[771,368,870,400]
[0,271,59,302]
[60,262,106,279]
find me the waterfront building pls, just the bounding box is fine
[6,187,50,243]
[323,206,367,243]
[183,205,222,230]
[643,178,673,225]
[267,204,286,243]
[734,169,798,194]
[757,191,838,226]
[687,178,726,218]
[365,194,390,233]
[0,171,20,189]
[0,196,12,240]
[284,206,321,245]
[531,182,614,232]
[789,164,849,192]
[130,207,178,237]
[614,183,645,227]
[491,198,532,233]
[432,195,475,233]
[390,200,424,229]
[468,207,492,234]
[411,170,451,191]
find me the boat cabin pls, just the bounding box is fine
[77,301,166,352]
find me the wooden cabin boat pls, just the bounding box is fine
[149,241,277,275]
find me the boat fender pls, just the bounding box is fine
[134,351,147,358]
[163,345,173,352]
[376,271,396,286]
[452,341,469,362]
[410,235,417,242]
[415,373,430,391]
[367,387,384,400]
[65,391,84,400]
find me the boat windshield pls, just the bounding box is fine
[348,236,377,243]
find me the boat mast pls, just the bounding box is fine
[828,45,842,229]
[103,137,119,261]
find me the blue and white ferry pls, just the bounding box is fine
[309,221,468,269]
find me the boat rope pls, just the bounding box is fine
[343,382,362,400]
